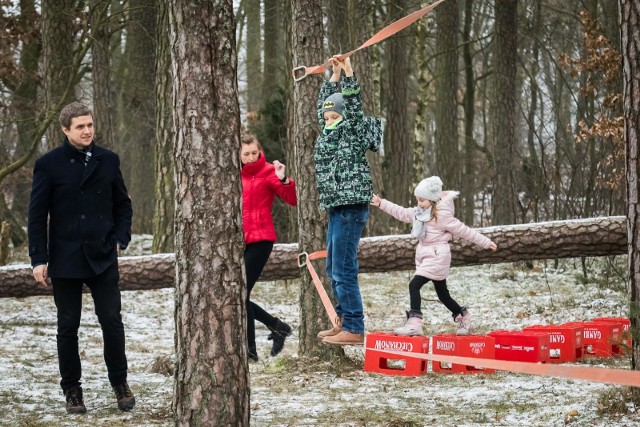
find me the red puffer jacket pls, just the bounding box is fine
[241,153,297,244]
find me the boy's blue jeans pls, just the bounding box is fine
[326,203,369,334]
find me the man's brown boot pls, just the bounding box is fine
[317,317,343,340]
[322,331,364,346]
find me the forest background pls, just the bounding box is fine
[0,0,639,425]
[0,0,627,255]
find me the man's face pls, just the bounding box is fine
[63,115,94,148]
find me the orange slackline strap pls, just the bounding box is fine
[372,349,640,387]
[297,250,339,326]
[292,0,447,82]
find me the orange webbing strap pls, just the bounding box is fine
[297,250,339,327]
[371,349,640,387]
[292,0,446,81]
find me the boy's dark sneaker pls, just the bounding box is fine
[112,382,136,411]
[64,386,87,414]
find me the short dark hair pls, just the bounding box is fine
[59,102,93,129]
[240,134,261,150]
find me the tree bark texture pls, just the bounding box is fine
[152,1,175,254]
[118,0,157,234]
[291,0,338,358]
[169,1,248,425]
[353,0,387,236]
[2,217,627,299]
[42,0,76,150]
[491,0,518,225]
[434,0,460,190]
[620,0,640,370]
[385,0,414,208]
[245,0,261,112]
[91,0,116,151]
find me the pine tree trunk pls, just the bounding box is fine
[491,0,518,225]
[2,217,628,298]
[291,0,340,359]
[91,0,116,151]
[245,0,261,112]
[385,0,414,208]
[42,0,76,150]
[620,0,640,370]
[169,2,248,425]
[461,0,476,225]
[118,0,157,234]
[434,0,460,190]
[152,2,174,254]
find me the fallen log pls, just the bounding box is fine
[0,216,627,298]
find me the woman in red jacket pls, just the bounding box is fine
[240,134,297,361]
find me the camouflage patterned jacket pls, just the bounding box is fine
[314,75,382,210]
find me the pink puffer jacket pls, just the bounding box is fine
[378,191,492,280]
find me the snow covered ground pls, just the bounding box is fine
[1,256,638,426]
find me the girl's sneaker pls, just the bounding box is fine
[394,312,424,336]
[454,307,472,335]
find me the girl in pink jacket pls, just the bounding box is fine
[371,176,497,335]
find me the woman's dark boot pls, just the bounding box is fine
[248,343,259,362]
[268,319,292,357]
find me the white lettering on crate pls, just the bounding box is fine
[470,342,485,355]
[374,340,414,352]
[549,334,566,344]
[585,330,602,340]
[436,341,455,351]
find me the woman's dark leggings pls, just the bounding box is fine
[408,275,463,319]
[244,240,278,347]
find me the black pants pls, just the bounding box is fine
[408,275,463,319]
[52,263,128,392]
[244,241,278,347]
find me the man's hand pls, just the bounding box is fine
[33,264,49,288]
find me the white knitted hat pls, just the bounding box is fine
[414,176,443,201]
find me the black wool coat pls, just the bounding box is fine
[28,139,133,278]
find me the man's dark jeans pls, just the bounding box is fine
[52,263,128,391]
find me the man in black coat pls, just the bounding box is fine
[28,101,135,414]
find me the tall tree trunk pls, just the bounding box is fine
[292,0,339,359]
[385,0,414,208]
[118,0,157,234]
[490,0,518,225]
[170,1,248,424]
[353,0,387,236]
[42,0,76,150]
[6,0,40,242]
[152,0,174,254]
[461,0,475,225]
[327,0,350,53]
[245,0,261,113]
[262,0,282,97]
[434,0,460,192]
[620,0,640,370]
[523,0,544,222]
[91,0,116,151]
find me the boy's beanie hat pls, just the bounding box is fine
[414,176,443,201]
[323,93,344,116]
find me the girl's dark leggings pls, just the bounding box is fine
[408,275,463,319]
[244,240,278,346]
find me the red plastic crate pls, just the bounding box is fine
[592,317,631,353]
[563,321,621,358]
[431,334,495,374]
[364,332,430,376]
[487,330,550,363]
[523,324,584,363]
